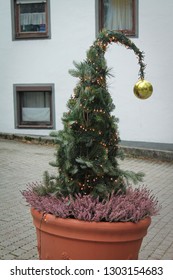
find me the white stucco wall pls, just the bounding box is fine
[106,0,173,144]
[0,0,173,144]
[0,0,95,136]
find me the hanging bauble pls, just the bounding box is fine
[134,79,153,99]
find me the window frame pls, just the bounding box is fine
[97,0,138,37]
[11,0,51,40]
[14,84,55,129]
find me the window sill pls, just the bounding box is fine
[17,125,53,129]
[15,32,49,40]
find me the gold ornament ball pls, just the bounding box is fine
[134,79,153,99]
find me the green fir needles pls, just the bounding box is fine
[47,30,146,198]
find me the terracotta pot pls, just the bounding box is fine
[31,208,151,260]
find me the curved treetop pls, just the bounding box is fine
[89,30,146,80]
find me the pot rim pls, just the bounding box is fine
[31,207,151,242]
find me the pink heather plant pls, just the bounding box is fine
[22,184,160,223]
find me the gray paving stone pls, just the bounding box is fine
[0,139,173,260]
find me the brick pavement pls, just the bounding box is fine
[0,139,173,260]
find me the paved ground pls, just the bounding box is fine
[0,138,173,260]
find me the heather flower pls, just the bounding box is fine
[22,185,160,223]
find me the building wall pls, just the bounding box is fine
[0,0,173,144]
[107,0,173,144]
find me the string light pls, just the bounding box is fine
[58,30,146,197]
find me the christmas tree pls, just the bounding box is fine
[46,30,146,199]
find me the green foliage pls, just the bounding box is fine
[42,30,146,199]
[33,171,58,196]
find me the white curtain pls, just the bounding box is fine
[20,12,46,25]
[22,108,50,121]
[22,92,50,121]
[105,0,133,30]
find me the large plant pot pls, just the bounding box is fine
[31,208,151,260]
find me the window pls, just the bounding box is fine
[12,0,50,39]
[98,0,137,36]
[14,84,55,128]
